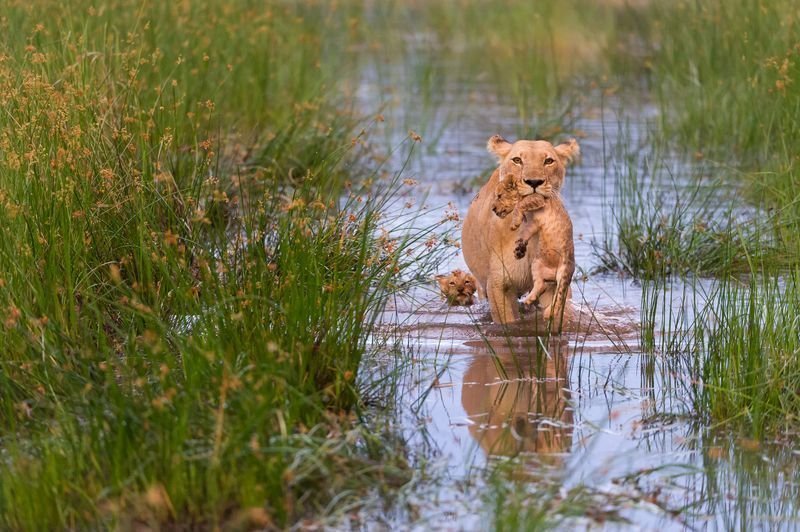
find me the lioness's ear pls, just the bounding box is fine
[554,138,580,166]
[487,134,512,162]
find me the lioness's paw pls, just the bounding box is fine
[514,239,527,259]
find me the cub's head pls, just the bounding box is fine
[487,135,580,199]
[491,177,522,218]
[436,269,477,306]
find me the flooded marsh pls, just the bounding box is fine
[364,95,800,528]
[1,0,799,529]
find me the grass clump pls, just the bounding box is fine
[636,272,800,439]
[591,132,765,279]
[696,272,800,438]
[614,0,800,268]
[0,1,447,529]
[593,172,737,279]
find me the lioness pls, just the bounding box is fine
[492,169,575,330]
[462,135,579,324]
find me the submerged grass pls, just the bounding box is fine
[359,0,625,146]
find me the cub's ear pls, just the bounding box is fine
[435,274,449,292]
[487,134,512,162]
[554,138,580,166]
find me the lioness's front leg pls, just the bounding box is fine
[487,264,520,324]
[476,282,487,301]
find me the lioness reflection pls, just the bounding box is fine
[461,337,572,464]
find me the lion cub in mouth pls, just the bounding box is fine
[436,269,478,306]
[492,151,576,328]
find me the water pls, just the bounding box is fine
[352,62,800,530]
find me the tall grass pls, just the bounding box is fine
[591,127,763,278]
[635,270,800,438]
[0,0,450,528]
[697,272,800,438]
[598,0,800,438]
[616,0,800,268]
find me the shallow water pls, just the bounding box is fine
[354,64,800,530]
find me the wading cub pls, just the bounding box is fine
[436,269,478,306]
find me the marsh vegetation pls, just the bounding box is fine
[1,0,799,529]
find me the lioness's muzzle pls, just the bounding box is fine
[524,178,545,189]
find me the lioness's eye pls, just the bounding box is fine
[544,157,555,165]
[511,156,522,165]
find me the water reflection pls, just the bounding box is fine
[461,336,573,466]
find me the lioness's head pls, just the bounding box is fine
[487,135,580,198]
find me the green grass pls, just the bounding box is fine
[12,0,800,527]
[595,0,800,438]
[634,270,800,438]
[697,272,800,437]
[612,0,800,269]
[0,1,453,528]
[591,128,764,278]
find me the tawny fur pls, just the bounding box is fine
[493,180,546,231]
[491,176,575,331]
[461,135,579,326]
[461,338,572,463]
[436,269,478,306]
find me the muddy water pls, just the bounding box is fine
[356,72,800,529]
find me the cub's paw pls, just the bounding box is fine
[523,295,541,308]
[528,194,546,209]
[514,239,527,259]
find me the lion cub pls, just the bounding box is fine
[492,179,575,327]
[436,269,478,306]
[494,178,547,232]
